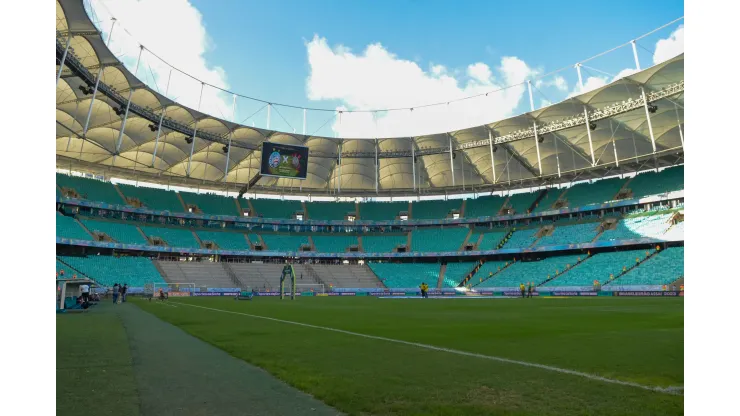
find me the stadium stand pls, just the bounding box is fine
[443,262,478,287]
[260,234,310,251]
[56,259,76,279]
[474,229,509,250]
[362,234,407,252]
[196,230,251,250]
[224,262,284,290]
[473,261,512,285]
[537,222,600,246]
[478,255,582,288]
[368,262,440,288]
[57,213,92,241]
[531,188,564,213]
[139,225,201,248]
[411,227,469,252]
[59,255,164,287]
[606,247,684,286]
[179,192,239,216]
[249,198,303,219]
[599,214,673,241]
[541,250,638,287]
[292,264,381,288]
[312,235,358,253]
[504,192,539,214]
[464,195,507,218]
[117,183,184,212]
[247,233,262,246]
[155,260,236,288]
[503,228,539,249]
[562,177,626,208]
[56,173,126,205]
[358,201,408,220]
[81,219,147,245]
[411,199,461,219]
[305,201,356,220]
[627,166,684,199]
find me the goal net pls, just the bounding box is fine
[295,283,325,294]
[154,282,196,297]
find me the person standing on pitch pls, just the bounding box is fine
[112,283,120,304]
[122,283,128,302]
[519,283,526,298]
[527,282,533,298]
[80,283,90,304]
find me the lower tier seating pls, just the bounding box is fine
[59,255,164,287]
[368,262,440,288]
[541,250,640,287]
[478,255,582,288]
[155,260,236,288]
[443,261,479,287]
[606,247,684,286]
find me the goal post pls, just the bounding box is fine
[295,284,325,294]
[280,265,296,300]
[153,282,195,298]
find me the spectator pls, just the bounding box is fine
[122,284,128,302]
[112,283,120,304]
[80,283,90,304]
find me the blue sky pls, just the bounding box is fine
[88,0,684,137]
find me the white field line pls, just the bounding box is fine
[171,302,683,396]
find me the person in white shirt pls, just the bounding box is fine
[80,284,90,303]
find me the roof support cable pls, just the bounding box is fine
[223,94,237,182]
[186,82,205,177]
[151,69,173,168]
[114,45,144,157]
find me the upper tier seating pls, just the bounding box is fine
[305,201,356,220]
[478,254,582,288]
[412,227,469,252]
[627,166,684,199]
[249,199,303,219]
[140,225,201,248]
[312,235,358,253]
[599,214,673,241]
[358,201,408,220]
[541,250,638,287]
[362,234,407,252]
[531,189,564,213]
[444,261,478,287]
[537,222,600,246]
[247,233,262,246]
[504,192,539,215]
[81,219,147,245]
[179,192,239,216]
[197,231,251,250]
[117,183,184,212]
[56,173,125,205]
[503,228,538,249]
[368,262,440,288]
[260,234,309,251]
[57,213,92,241]
[464,195,507,218]
[59,255,164,287]
[411,199,462,219]
[563,177,626,208]
[606,247,684,286]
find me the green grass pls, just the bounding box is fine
[134,296,683,416]
[56,307,139,416]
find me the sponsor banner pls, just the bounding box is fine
[168,291,190,297]
[254,292,281,296]
[442,292,457,296]
[502,291,540,297]
[478,291,494,296]
[192,292,239,297]
[613,291,681,297]
[549,291,598,297]
[368,292,391,297]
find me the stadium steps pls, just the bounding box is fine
[537,254,590,287]
[527,189,549,214]
[153,261,185,284]
[175,193,188,212]
[74,218,95,239]
[112,184,128,205]
[306,235,316,251]
[191,231,204,248]
[136,226,150,243]
[56,256,94,281]
[437,264,447,289]
[245,199,256,217]
[221,263,246,288]
[602,250,659,286]
[460,199,467,217]
[234,198,244,216]
[459,228,473,250]
[301,201,309,219]
[407,202,413,219]
[615,176,635,200]
[671,276,684,288]
[357,236,364,252]
[472,233,484,249]
[459,258,485,287]
[243,233,253,249]
[498,196,511,215]
[472,260,515,288]
[152,260,171,282]
[406,231,412,251]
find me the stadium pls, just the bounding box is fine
[55,0,684,415]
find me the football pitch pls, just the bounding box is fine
[132,296,683,415]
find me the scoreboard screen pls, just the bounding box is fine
[260,142,309,180]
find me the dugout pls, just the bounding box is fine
[57,278,95,311]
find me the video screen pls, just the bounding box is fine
[260,142,309,180]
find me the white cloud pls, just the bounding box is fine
[89,0,232,119]
[535,75,568,92]
[654,25,684,64]
[305,35,536,138]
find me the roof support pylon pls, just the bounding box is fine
[576,63,584,91]
[448,134,455,187]
[151,69,172,167]
[375,139,379,193]
[186,82,205,177]
[533,124,543,176]
[640,87,657,153]
[609,119,619,168]
[82,67,103,137]
[337,142,342,193]
[411,139,416,191]
[106,18,116,47]
[631,40,641,71]
[674,103,684,147]
[488,129,497,184]
[302,109,307,135]
[56,34,72,86]
[114,46,144,156]
[583,107,596,166]
[552,129,561,177]
[223,94,237,181]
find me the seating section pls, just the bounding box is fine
[57,213,92,241]
[443,262,478,287]
[537,222,600,246]
[117,183,184,212]
[411,199,461,219]
[56,174,126,205]
[412,227,469,252]
[473,230,508,250]
[362,234,407,253]
[541,250,638,287]
[368,262,440,288]
[504,192,539,215]
[247,233,262,246]
[179,192,239,216]
[155,260,235,287]
[464,195,507,218]
[292,264,382,288]
[81,219,147,245]
[606,247,684,286]
[59,255,164,287]
[599,214,673,241]
[312,235,358,253]
[56,259,76,279]
[140,225,201,248]
[473,261,512,285]
[479,255,582,288]
[250,199,303,219]
[532,189,564,213]
[563,177,626,208]
[306,201,356,220]
[359,201,408,220]
[260,234,310,251]
[503,228,538,249]
[224,262,285,290]
[627,166,684,199]
[197,231,251,250]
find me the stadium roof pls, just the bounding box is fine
[56,0,684,197]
